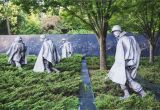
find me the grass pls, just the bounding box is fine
[0,54,82,110]
[86,56,160,110]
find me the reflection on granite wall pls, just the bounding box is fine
[0,34,159,56]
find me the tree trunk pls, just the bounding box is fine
[99,36,107,70]
[6,18,11,35]
[149,41,154,64]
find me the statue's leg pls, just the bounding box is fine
[120,84,130,100]
[15,61,21,67]
[43,59,52,73]
[52,67,60,73]
[48,62,60,73]
[49,62,60,73]
[15,61,22,70]
[126,68,146,97]
[43,58,47,70]
[11,60,15,66]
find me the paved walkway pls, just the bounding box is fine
[78,56,97,110]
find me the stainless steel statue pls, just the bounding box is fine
[6,36,27,70]
[33,35,60,73]
[60,38,73,59]
[108,25,146,99]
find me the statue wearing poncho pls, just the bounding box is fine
[108,25,146,100]
[6,36,27,69]
[33,35,60,73]
[61,38,73,59]
[108,31,140,85]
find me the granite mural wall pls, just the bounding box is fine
[0,34,160,56]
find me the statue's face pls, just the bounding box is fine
[40,38,44,42]
[15,36,22,42]
[62,40,66,43]
[113,31,121,38]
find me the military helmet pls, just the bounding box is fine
[112,25,122,32]
[40,34,46,39]
[15,36,22,42]
[62,38,66,41]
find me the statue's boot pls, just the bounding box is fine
[119,95,130,100]
[18,67,23,70]
[129,80,146,97]
[15,61,22,70]
[138,90,146,97]
[120,85,130,100]
[52,67,60,73]
[46,68,52,73]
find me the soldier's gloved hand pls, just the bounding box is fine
[127,66,135,70]
[130,66,136,70]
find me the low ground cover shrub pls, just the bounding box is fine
[0,54,82,110]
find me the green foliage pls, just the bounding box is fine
[67,29,94,34]
[0,1,20,34]
[18,12,42,34]
[47,19,70,34]
[96,93,160,110]
[86,56,114,70]
[11,0,40,14]
[59,8,91,32]
[139,57,160,84]
[110,0,160,64]
[109,0,137,32]
[109,0,160,34]
[86,57,100,70]
[0,1,43,34]
[86,56,160,110]
[89,70,122,97]
[0,54,82,110]
[55,54,82,72]
[87,56,160,84]
[0,2,19,24]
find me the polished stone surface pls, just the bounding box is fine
[78,57,96,110]
[0,34,159,56]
